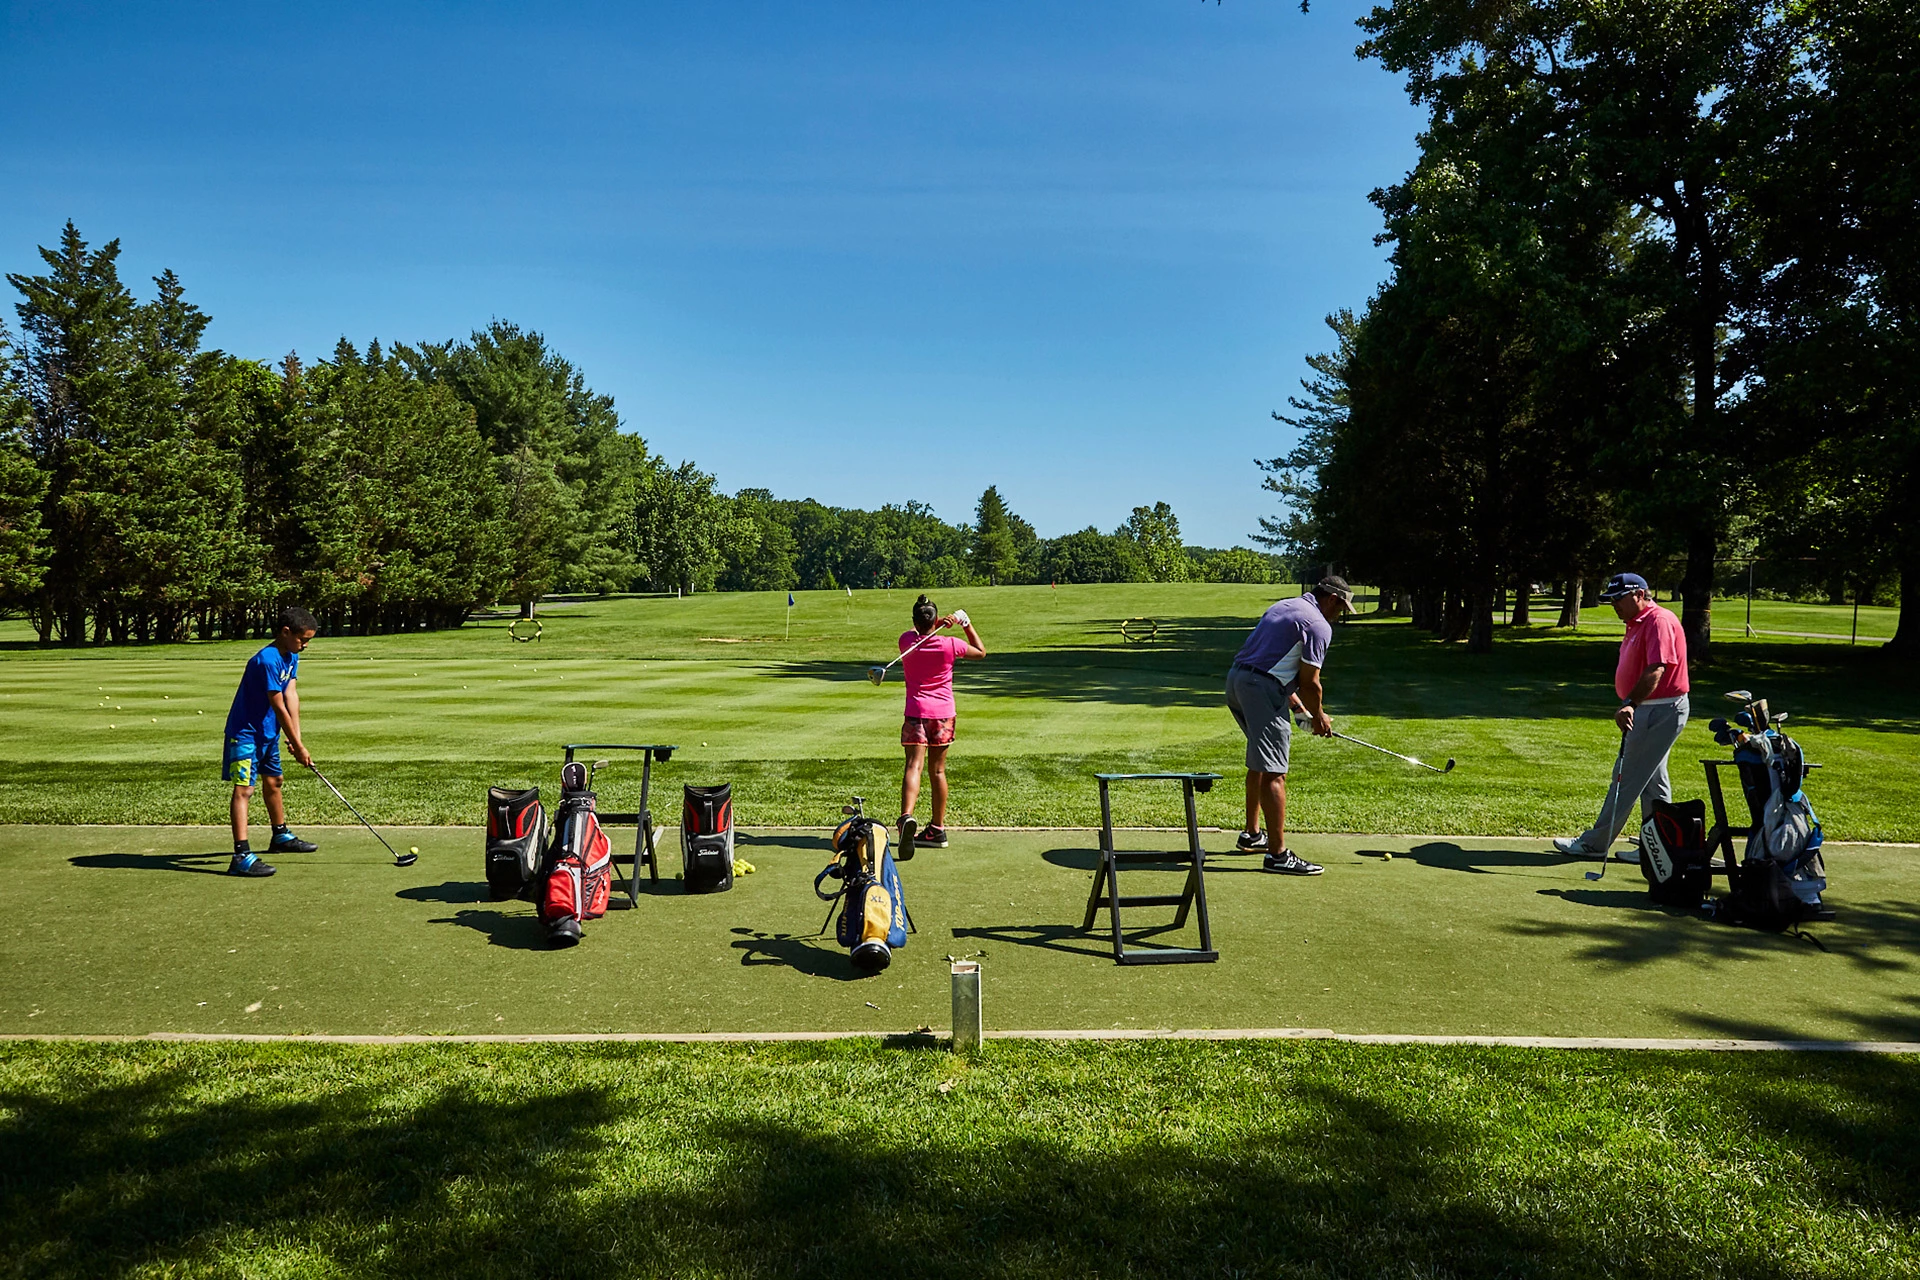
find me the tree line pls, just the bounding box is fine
[1260,0,1914,657]
[0,224,1284,644]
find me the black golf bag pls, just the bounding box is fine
[681,783,735,894]
[1639,798,1712,909]
[485,786,547,901]
[815,799,910,972]
[539,762,612,947]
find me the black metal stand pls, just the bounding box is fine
[564,744,676,906]
[1081,772,1222,965]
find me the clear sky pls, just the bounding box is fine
[0,1,1419,548]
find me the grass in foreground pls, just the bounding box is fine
[2,584,1915,836]
[1,1039,1914,1278]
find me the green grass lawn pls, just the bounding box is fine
[5,825,1914,1041]
[2,1038,1915,1278]
[2,584,1916,837]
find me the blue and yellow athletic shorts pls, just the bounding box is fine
[222,732,282,787]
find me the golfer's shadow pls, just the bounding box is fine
[1358,842,1569,874]
[396,881,493,904]
[69,851,231,876]
[730,927,872,981]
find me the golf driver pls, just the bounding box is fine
[1584,729,1630,882]
[1300,717,1454,773]
[307,763,417,866]
[866,610,968,685]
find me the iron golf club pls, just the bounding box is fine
[307,763,417,866]
[1300,717,1454,773]
[1584,728,1630,881]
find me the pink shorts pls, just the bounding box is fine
[901,716,957,747]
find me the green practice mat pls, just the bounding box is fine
[3,825,1914,1041]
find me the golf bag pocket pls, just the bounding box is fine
[485,786,546,901]
[1639,798,1711,909]
[540,795,612,943]
[681,783,734,894]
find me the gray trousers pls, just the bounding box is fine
[1579,695,1689,850]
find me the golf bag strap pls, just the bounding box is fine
[813,861,846,902]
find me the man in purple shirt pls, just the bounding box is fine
[1225,576,1351,874]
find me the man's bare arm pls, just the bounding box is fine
[1297,665,1333,737]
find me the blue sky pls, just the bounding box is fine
[0,1,1419,547]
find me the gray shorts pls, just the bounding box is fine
[1225,665,1292,774]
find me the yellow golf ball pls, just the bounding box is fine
[409,846,420,855]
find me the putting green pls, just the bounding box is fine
[4,824,1913,1041]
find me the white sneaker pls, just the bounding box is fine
[1552,837,1604,859]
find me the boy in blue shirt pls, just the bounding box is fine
[223,606,321,877]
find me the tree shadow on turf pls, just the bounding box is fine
[729,928,873,980]
[6,1047,1909,1277]
[68,851,232,876]
[1518,887,1920,975]
[426,908,550,950]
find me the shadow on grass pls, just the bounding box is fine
[1515,885,1920,983]
[729,928,871,981]
[425,907,551,950]
[1358,842,1574,874]
[69,851,231,876]
[2,1044,1913,1277]
[396,880,495,904]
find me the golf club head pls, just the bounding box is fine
[1772,711,1788,724]
[1724,689,1754,703]
[1735,712,1753,728]
[866,666,886,685]
[395,852,418,867]
[1584,869,1603,881]
[1708,717,1730,733]
[1443,758,1456,773]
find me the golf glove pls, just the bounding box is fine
[952,609,970,627]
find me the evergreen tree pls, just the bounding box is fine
[971,486,1020,585]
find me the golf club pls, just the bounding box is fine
[1584,729,1630,881]
[307,763,417,866]
[866,610,967,685]
[1300,717,1454,773]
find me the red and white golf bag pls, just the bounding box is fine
[539,762,612,947]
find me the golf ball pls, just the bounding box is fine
[409,846,420,855]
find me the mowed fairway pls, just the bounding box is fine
[2,584,1916,837]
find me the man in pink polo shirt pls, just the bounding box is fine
[1553,572,1691,860]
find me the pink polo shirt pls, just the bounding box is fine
[1616,602,1689,700]
[901,631,968,719]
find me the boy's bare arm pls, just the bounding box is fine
[270,685,313,766]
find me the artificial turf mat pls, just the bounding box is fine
[4,825,1914,1042]
[1,1038,1916,1279]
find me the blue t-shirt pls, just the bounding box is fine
[225,644,299,740]
[1232,594,1331,692]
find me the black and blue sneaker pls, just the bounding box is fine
[269,831,318,854]
[228,851,276,878]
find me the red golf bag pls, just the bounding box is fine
[539,762,612,947]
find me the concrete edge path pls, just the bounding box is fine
[6,1029,1917,1053]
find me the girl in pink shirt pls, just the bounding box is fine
[898,594,985,851]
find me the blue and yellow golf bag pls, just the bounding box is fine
[815,796,910,971]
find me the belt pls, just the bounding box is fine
[1636,694,1685,707]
